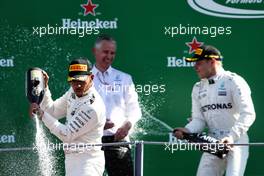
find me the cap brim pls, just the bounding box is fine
[68,75,88,82]
[185,57,199,62]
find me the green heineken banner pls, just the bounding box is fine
[0,0,264,175]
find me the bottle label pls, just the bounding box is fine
[31,70,42,80]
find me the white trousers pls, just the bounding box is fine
[65,152,105,176]
[197,134,249,176]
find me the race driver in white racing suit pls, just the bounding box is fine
[30,58,106,176]
[174,45,255,176]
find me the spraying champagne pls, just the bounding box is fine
[26,68,55,175]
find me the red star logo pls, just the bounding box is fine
[185,37,203,54]
[81,0,99,16]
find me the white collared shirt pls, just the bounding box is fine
[92,66,142,136]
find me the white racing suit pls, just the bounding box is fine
[185,68,255,176]
[40,86,106,176]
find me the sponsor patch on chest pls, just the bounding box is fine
[218,81,227,96]
[201,103,233,112]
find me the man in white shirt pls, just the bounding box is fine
[174,45,255,176]
[30,58,106,176]
[91,35,142,176]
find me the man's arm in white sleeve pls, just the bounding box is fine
[42,106,98,143]
[40,87,68,119]
[124,75,142,128]
[185,84,206,133]
[229,76,256,141]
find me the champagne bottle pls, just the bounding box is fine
[174,130,229,159]
[26,67,45,105]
